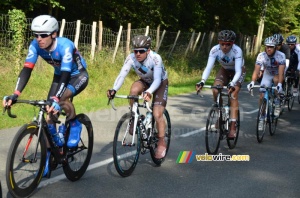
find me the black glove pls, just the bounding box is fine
[107,89,116,99]
[4,94,18,105]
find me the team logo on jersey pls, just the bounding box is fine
[63,47,73,63]
[138,65,148,74]
[26,45,35,59]
[221,56,230,63]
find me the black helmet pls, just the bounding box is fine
[132,35,151,49]
[273,33,284,45]
[218,30,236,42]
[286,35,297,44]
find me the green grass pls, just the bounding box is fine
[0,50,255,129]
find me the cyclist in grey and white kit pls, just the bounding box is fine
[196,30,246,139]
[107,35,168,159]
[247,36,286,117]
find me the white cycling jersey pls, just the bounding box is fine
[255,51,286,75]
[201,44,244,85]
[113,50,168,94]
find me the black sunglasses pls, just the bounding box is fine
[288,44,295,46]
[34,33,52,38]
[134,49,147,54]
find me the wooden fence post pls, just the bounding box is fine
[155,25,160,52]
[91,21,97,60]
[98,21,103,52]
[168,30,180,58]
[74,20,81,48]
[185,31,195,57]
[145,26,149,36]
[59,19,65,37]
[193,32,201,52]
[156,30,166,53]
[207,31,215,53]
[112,25,123,63]
[197,32,206,56]
[126,23,131,56]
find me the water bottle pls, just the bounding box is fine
[48,124,61,146]
[224,106,229,119]
[58,124,67,146]
[144,111,152,129]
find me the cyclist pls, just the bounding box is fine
[247,36,285,117]
[107,35,168,159]
[285,35,300,96]
[195,30,246,139]
[2,15,89,175]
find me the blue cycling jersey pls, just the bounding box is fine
[24,37,87,76]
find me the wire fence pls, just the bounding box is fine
[0,14,257,62]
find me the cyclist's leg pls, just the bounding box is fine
[152,79,168,159]
[62,71,89,147]
[213,67,228,104]
[229,66,246,138]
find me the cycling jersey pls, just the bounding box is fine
[113,50,168,94]
[256,51,286,75]
[201,44,244,85]
[15,37,87,98]
[288,45,300,71]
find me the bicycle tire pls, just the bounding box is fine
[150,109,171,166]
[6,122,47,198]
[227,109,240,149]
[63,113,94,181]
[256,99,267,143]
[287,83,294,111]
[0,180,2,198]
[269,97,278,136]
[298,86,300,104]
[205,106,221,154]
[113,112,141,177]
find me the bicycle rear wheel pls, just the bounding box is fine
[256,99,267,143]
[298,86,300,104]
[150,109,171,166]
[113,112,141,177]
[205,106,221,154]
[269,97,278,136]
[6,122,46,198]
[227,109,240,149]
[63,114,94,181]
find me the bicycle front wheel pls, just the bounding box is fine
[227,109,240,149]
[113,112,141,177]
[256,99,267,143]
[6,122,46,198]
[205,106,221,154]
[269,97,278,136]
[150,109,171,166]
[63,114,94,181]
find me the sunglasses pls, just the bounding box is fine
[134,48,148,54]
[219,42,232,47]
[288,44,295,46]
[33,32,52,38]
[266,46,275,49]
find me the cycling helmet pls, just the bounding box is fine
[286,35,297,44]
[217,30,236,42]
[31,15,59,33]
[273,33,284,45]
[264,36,277,47]
[132,35,151,49]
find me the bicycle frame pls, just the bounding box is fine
[109,95,152,146]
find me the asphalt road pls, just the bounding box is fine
[0,86,300,198]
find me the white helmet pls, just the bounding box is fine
[31,15,59,33]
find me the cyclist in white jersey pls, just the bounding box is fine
[196,30,246,139]
[247,36,286,117]
[107,35,168,159]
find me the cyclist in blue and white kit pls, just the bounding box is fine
[196,30,246,139]
[247,36,286,117]
[2,15,89,176]
[107,35,168,159]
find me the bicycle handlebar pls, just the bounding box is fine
[108,95,152,112]
[197,85,236,100]
[249,85,277,96]
[3,100,52,119]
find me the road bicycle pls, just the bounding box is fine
[3,99,93,198]
[250,85,278,143]
[109,95,171,177]
[282,71,296,110]
[199,85,240,155]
